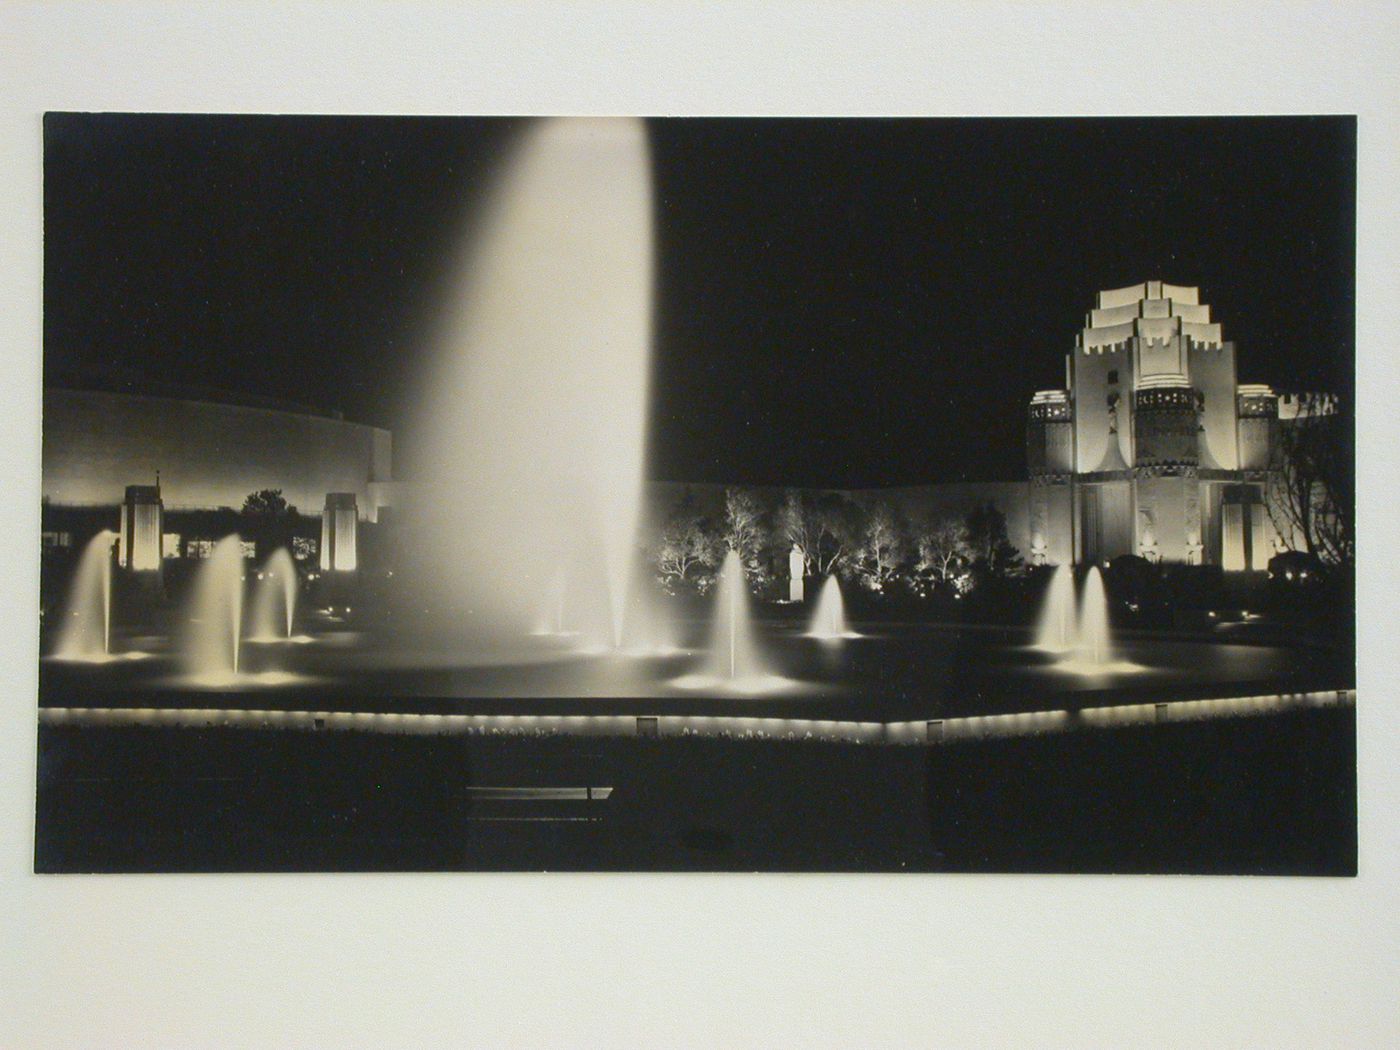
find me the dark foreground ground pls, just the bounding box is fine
[35,706,1355,874]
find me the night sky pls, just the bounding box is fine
[44,115,1355,488]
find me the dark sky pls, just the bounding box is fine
[44,115,1355,488]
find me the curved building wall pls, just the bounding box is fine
[43,388,393,519]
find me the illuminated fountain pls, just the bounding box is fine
[1033,564,1076,653]
[247,548,300,642]
[1049,565,1140,676]
[674,551,790,695]
[806,575,858,641]
[181,535,245,685]
[403,117,654,654]
[530,538,615,651]
[52,530,117,661]
[539,550,680,655]
[1075,567,1115,666]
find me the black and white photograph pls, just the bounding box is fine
[36,113,1356,875]
[6,5,1400,1049]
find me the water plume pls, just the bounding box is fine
[674,551,790,695]
[1075,566,1115,666]
[1049,565,1141,676]
[402,118,654,652]
[247,548,297,641]
[182,535,245,683]
[52,530,117,661]
[1033,564,1075,652]
[806,575,858,640]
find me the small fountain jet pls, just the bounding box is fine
[1037,565,1141,676]
[1032,564,1075,653]
[673,551,791,695]
[182,535,246,685]
[52,530,118,661]
[806,576,860,641]
[247,548,309,643]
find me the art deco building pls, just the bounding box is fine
[320,493,360,572]
[1027,281,1277,570]
[41,385,395,570]
[116,483,165,571]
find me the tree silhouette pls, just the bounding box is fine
[915,515,971,587]
[1267,393,1353,569]
[964,502,1022,581]
[721,487,770,588]
[854,501,906,592]
[240,488,299,560]
[653,491,720,594]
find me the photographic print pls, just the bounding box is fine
[36,114,1356,873]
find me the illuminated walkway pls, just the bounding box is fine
[41,687,1354,745]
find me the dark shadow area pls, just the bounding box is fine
[925,707,1356,875]
[35,706,1353,874]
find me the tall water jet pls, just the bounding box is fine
[403,118,654,652]
[1075,566,1116,666]
[706,551,765,681]
[248,548,297,640]
[1033,564,1076,652]
[673,551,789,694]
[53,530,117,660]
[183,535,245,682]
[807,575,857,640]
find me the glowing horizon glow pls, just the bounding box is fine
[45,649,151,665]
[1048,656,1145,677]
[52,530,117,660]
[404,117,654,651]
[175,670,308,689]
[671,671,798,696]
[806,575,859,641]
[246,633,315,646]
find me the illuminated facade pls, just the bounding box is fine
[1027,281,1277,570]
[42,386,396,568]
[320,493,359,572]
[43,387,394,520]
[117,484,164,571]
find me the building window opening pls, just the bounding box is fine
[1107,369,1119,385]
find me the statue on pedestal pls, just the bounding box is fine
[788,544,805,602]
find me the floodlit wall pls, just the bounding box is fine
[1070,345,1131,472]
[43,388,393,519]
[1188,341,1240,468]
[1028,478,1073,565]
